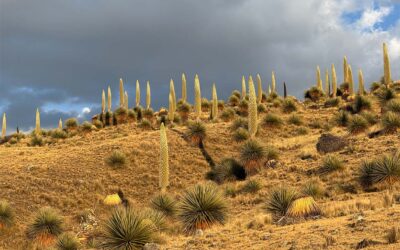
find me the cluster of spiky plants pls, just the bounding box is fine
[240,139,266,174]
[220,107,235,122]
[376,87,396,107]
[301,179,325,199]
[177,183,228,233]
[56,233,80,250]
[151,193,177,217]
[139,118,152,130]
[335,110,350,126]
[65,118,78,130]
[105,150,127,168]
[241,179,262,194]
[352,95,371,113]
[51,129,68,139]
[0,200,14,229]
[177,102,191,122]
[231,117,248,131]
[386,99,400,114]
[186,121,206,145]
[27,207,63,247]
[305,86,324,102]
[359,151,400,189]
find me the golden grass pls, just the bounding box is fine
[286,196,320,218]
[103,194,122,206]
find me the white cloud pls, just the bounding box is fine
[356,6,392,31]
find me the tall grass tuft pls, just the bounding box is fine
[382,111,400,133]
[248,76,258,137]
[0,200,14,229]
[27,207,63,247]
[56,232,80,250]
[159,123,169,192]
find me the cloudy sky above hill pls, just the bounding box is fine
[0,0,399,131]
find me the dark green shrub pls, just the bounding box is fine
[282,98,297,113]
[233,128,249,142]
[105,151,127,168]
[262,113,283,128]
[287,114,303,126]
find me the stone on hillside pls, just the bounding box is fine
[143,243,161,250]
[316,133,348,153]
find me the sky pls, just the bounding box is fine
[0,0,400,132]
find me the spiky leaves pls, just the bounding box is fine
[168,93,175,123]
[316,66,322,91]
[241,76,246,99]
[248,76,258,137]
[119,78,125,108]
[240,139,266,174]
[159,123,169,192]
[211,83,218,120]
[102,89,106,114]
[182,73,187,103]
[170,79,176,112]
[107,86,112,112]
[136,80,141,107]
[56,233,80,250]
[331,64,337,97]
[343,56,348,83]
[1,113,5,139]
[383,42,392,85]
[358,69,365,95]
[35,108,41,136]
[146,81,151,109]
[177,184,228,233]
[194,74,202,120]
[27,207,63,246]
[347,65,354,95]
[0,200,14,228]
[151,193,177,217]
[256,74,262,104]
[266,186,297,218]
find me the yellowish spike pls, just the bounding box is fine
[358,69,364,96]
[256,74,262,104]
[383,42,392,85]
[248,76,258,137]
[136,80,140,107]
[168,93,175,122]
[241,75,246,99]
[182,73,187,103]
[146,81,151,109]
[331,64,337,97]
[271,71,276,93]
[107,86,112,112]
[58,118,62,130]
[35,108,41,136]
[347,65,354,95]
[170,79,176,112]
[1,113,6,139]
[119,78,125,107]
[325,69,329,95]
[316,66,322,90]
[211,83,218,120]
[194,74,202,120]
[101,89,106,114]
[159,123,169,192]
[343,56,348,83]
[124,91,129,109]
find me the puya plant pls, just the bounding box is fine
[159,123,169,192]
[248,75,258,137]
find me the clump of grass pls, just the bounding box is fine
[0,200,14,229]
[93,119,103,129]
[81,121,93,131]
[286,196,320,218]
[305,86,324,102]
[320,155,344,174]
[386,226,400,244]
[56,232,80,250]
[30,134,44,146]
[177,184,228,233]
[359,151,400,189]
[266,146,279,160]
[150,193,177,217]
[186,121,206,145]
[177,102,191,122]
[100,207,156,249]
[233,128,249,142]
[386,99,400,114]
[382,111,400,133]
[240,139,266,174]
[51,129,68,139]
[347,115,369,134]
[220,107,235,122]
[376,87,396,107]
[352,95,372,113]
[324,97,340,107]
[301,179,324,199]
[127,109,137,121]
[238,99,249,115]
[287,114,303,126]
[65,118,78,129]
[229,95,240,106]
[257,103,267,113]
[360,111,378,125]
[231,117,248,131]
[335,110,350,127]
[266,186,297,218]
[27,207,63,247]
[282,98,297,113]
[241,180,262,194]
[262,113,283,128]
[293,126,309,136]
[105,151,127,168]
[139,118,152,130]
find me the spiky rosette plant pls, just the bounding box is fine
[56,233,80,250]
[159,123,169,192]
[240,139,266,175]
[229,94,240,106]
[387,99,400,114]
[286,196,320,218]
[1,113,6,139]
[383,42,392,85]
[220,107,235,122]
[353,95,372,113]
[146,81,151,109]
[282,98,297,113]
[211,83,218,120]
[335,110,350,126]
[27,207,63,247]
[248,76,258,137]
[376,87,397,108]
[182,73,187,103]
[266,186,298,219]
[0,200,14,229]
[241,75,246,100]
[151,193,177,217]
[347,115,369,134]
[186,121,206,145]
[382,111,400,133]
[136,80,141,107]
[331,63,337,97]
[262,113,283,128]
[194,74,202,120]
[177,183,228,233]
[65,118,78,130]
[358,69,365,95]
[100,207,155,249]
[177,102,191,122]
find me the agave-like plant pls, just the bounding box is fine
[177,183,228,233]
[186,121,206,145]
[56,232,80,250]
[240,139,266,174]
[151,193,177,217]
[0,200,13,229]
[27,207,63,247]
[382,111,400,133]
[266,186,297,218]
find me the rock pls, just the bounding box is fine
[355,239,380,249]
[316,133,348,153]
[143,243,161,250]
[262,234,270,240]
[195,229,204,237]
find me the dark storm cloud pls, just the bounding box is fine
[0,0,399,131]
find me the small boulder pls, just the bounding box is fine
[143,243,161,250]
[316,133,348,153]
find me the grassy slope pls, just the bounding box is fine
[0,101,400,249]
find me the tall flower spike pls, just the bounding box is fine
[283,82,287,99]
[107,86,112,112]
[35,108,41,136]
[316,66,322,90]
[331,64,337,97]
[343,56,348,83]
[271,71,276,93]
[241,75,246,99]
[212,83,218,120]
[124,91,129,109]
[256,74,262,104]
[58,118,62,130]
[146,81,151,109]
[168,93,174,122]
[194,74,201,120]
[182,73,187,103]
[268,85,271,95]
[136,80,140,107]
[101,90,106,114]
[347,65,354,95]
[1,113,6,139]
[119,78,125,108]
[159,123,169,192]
[383,42,391,85]
[248,76,258,137]
[170,79,176,112]
[358,69,364,96]
[325,69,330,96]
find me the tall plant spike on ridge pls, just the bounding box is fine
[316,66,322,91]
[170,79,176,112]
[182,73,187,103]
[35,108,41,136]
[168,93,175,122]
[347,65,354,95]
[256,74,262,104]
[146,81,151,109]
[119,78,125,108]
[325,69,330,95]
[58,118,62,130]
[271,71,276,93]
[2,113,6,139]
[212,83,218,120]
[194,74,202,120]
[343,56,348,83]
[283,82,287,99]
[268,85,271,95]
[159,123,169,192]
[102,90,106,114]
[107,86,112,112]
[241,75,246,99]
[124,91,129,109]
[248,76,258,137]
[136,80,140,107]
[383,42,392,85]
[358,69,365,96]
[331,64,337,97]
